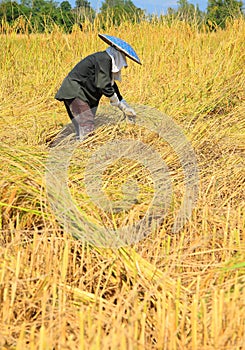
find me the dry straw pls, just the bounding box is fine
[0,15,245,349]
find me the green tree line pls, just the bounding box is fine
[0,0,244,33]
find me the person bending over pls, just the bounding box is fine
[55,34,141,141]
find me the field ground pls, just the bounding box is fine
[0,19,245,349]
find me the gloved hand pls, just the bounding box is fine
[119,99,136,123]
[109,94,136,123]
[109,93,120,107]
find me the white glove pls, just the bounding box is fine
[109,93,120,107]
[119,99,136,122]
[109,95,136,122]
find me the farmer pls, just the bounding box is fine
[55,33,141,141]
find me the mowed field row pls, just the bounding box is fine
[0,19,245,349]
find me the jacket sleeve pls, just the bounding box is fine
[95,55,115,97]
[113,82,123,101]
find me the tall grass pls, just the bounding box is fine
[0,18,245,349]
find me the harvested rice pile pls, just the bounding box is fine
[0,19,244,349]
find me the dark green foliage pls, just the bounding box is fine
[98,0,145,26]
[73,0,95,27]
[0,0,75,32]
[75,0,91,8]
[165,0,205,27]
[207,0,243,28]
[0,0,244,33]
[0,1,23,24]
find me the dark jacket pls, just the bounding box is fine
[55,51,122,108]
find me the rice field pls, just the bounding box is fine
[0,18,245,349]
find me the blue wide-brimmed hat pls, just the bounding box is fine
[98,33,141,65]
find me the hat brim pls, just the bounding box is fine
[99,33,142,65]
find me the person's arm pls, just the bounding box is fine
[109,92,136,122]
[96,53,136,120]
[113,82,123,101]
[95,54,123,101]
[109,82,136,121]
[95,54,115,97]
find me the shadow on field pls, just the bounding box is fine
[47,110,124,148]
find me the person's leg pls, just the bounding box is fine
[64,100,80,139]
[64,98,95,140]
